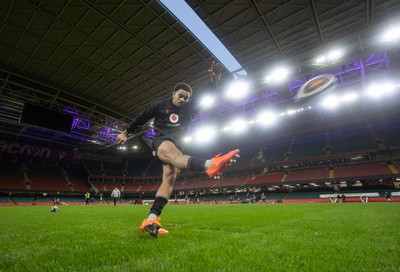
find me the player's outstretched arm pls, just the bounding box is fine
[208,61,224,83]
[117,102,158,144]
[117,130,128,144]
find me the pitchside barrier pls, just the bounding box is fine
[320,192,391,203]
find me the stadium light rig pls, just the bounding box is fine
[314,48,344,65]
[256,111,278,126]
[185,77,398,145]
[320,95,340,109]
[380,25,400,42]
[366,82,398,98]
[228,118,249,134]
[194,126,217,144]
[225,80,250,100]
[199,95,216,109]
[265,67,290,83]
[182,136,192,143]
[341,92,358,103]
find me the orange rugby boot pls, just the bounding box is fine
[205,149,240,179]
[140,217,162,238]
[158,228,169,235]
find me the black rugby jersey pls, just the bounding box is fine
[126,82,216,143]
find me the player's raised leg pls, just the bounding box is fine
[140,140,239,237]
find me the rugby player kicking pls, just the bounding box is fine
[117,61,239,237]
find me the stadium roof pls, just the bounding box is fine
[0,0,399,154]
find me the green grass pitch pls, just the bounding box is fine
[0,203,399,272]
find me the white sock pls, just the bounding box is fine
[204,160,212,170]
[147,213,157,220]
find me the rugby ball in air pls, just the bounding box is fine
[295,74,338,104]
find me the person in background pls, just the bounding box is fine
[385,191,391,202]
[261,192,266,203]
[84,192,90,205]
[99,192,104,203]
[111,187,121,206]
[53,196,60,206]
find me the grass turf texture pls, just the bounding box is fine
[0,203,399,272]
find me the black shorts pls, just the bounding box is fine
[151,137,183,161]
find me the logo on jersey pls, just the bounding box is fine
[169,113,179,123]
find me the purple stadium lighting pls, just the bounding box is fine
[72,118,92,130]
[262,89,287,105]
[359,59,365,80]
[191,111,210,122]
[63,108,78,115]
[144,129,156,140]
[89,127,120,145]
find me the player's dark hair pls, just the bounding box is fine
[173,82,192,94]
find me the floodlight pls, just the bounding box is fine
[256,111,278,126]
[286,109,297,115]
[366,85,380,98]
[327,49,343,61]
[382,82,396,93]
[381,26,400,42]
[132,145,138,149]
[314,49,344,64]
[341,92,358,103]
[200,95,216,109]
[226,80,250,99]
[265,67,290,83]
[228,118,248,133]
[194,126,217,143]
[321,95,340,109]
[315,56,326,64]
[366,82,396,98]
[182,136,192,143]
